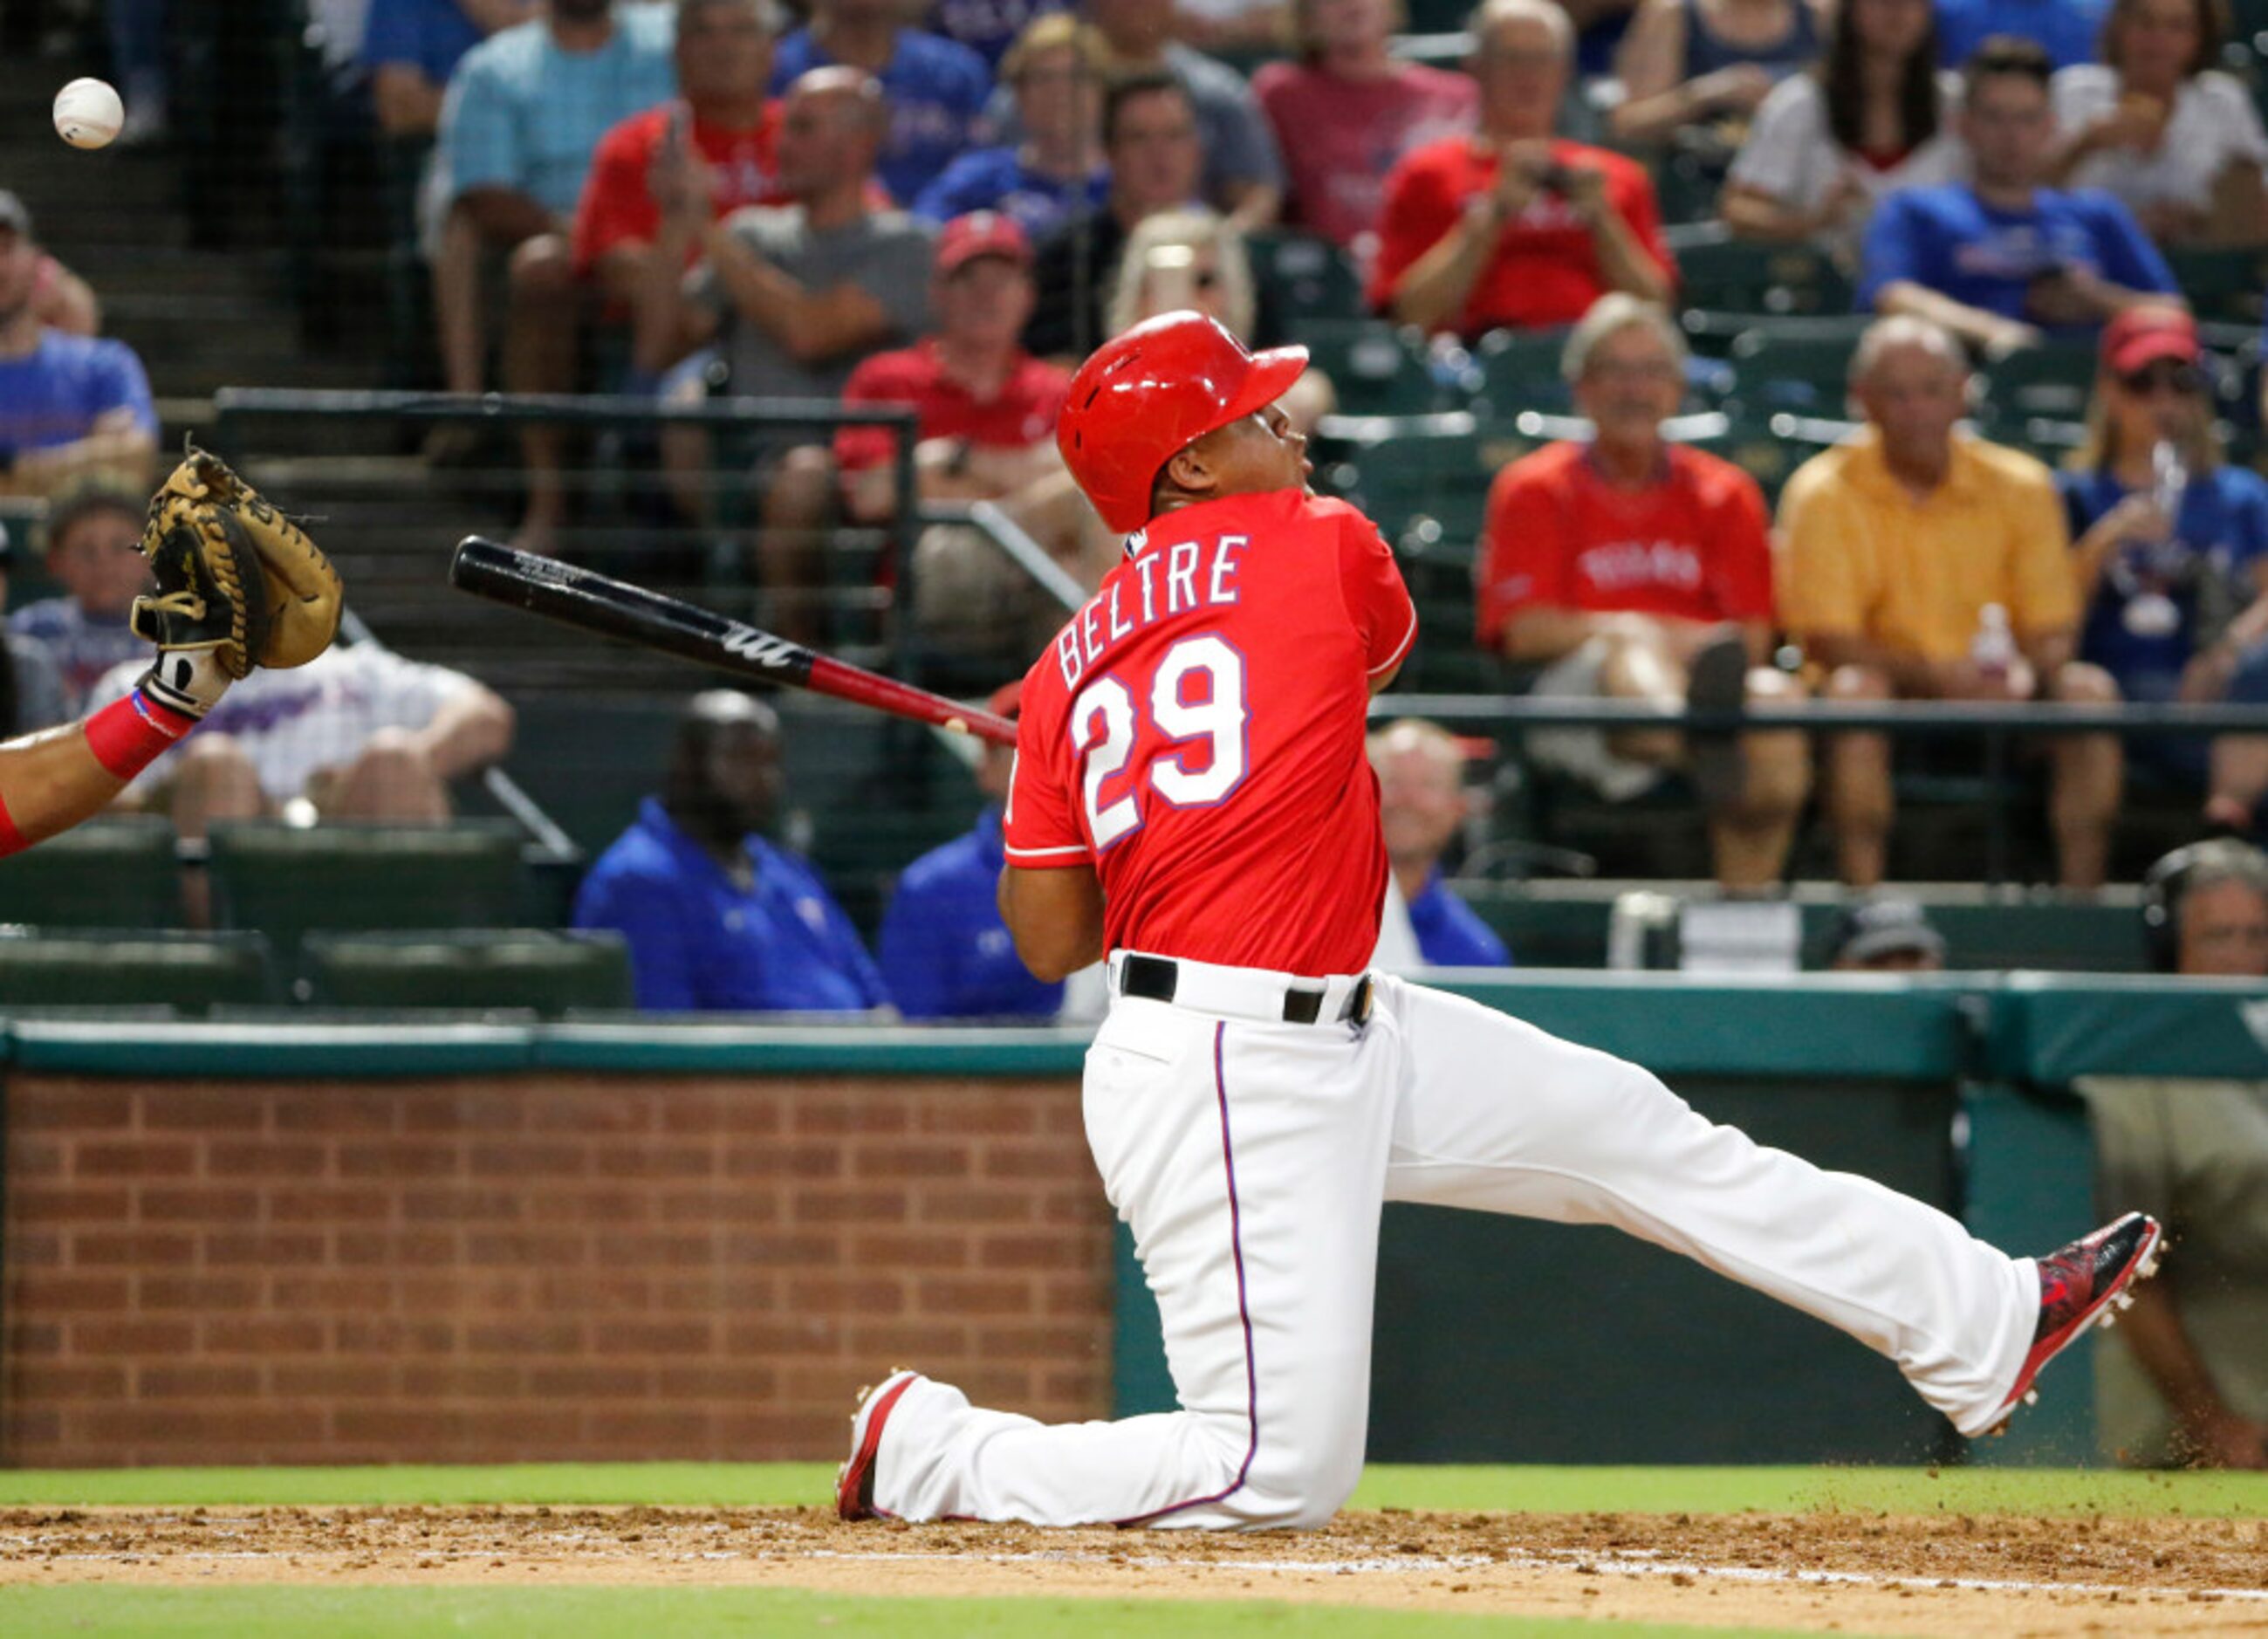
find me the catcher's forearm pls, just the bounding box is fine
[0,693,196,855]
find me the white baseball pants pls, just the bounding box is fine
[872,968,2037,1528]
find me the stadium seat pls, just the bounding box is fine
[1727,321,1870,416]
[1671,231,1853,317]
[0,929,276,1011]
[2161,246,2268,326]
[1470,327,1574,422]
[0,816,183,929]
[208,820,528,957]
[1246,230,1368,326]
[1298,320,1450,416]
[303,928,634,1014]
[1975,343,2100,429]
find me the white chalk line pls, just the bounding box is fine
[10,1534,2264,1603]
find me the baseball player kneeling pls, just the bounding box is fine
[0,449,340,854]
[836,312,2162,1530]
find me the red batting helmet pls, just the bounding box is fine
[1056,311,1309,534]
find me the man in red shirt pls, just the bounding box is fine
[1477,294,1808,887]
[1369,0,1675,339]
[572,0,789,296]
[832,310,2164,1533]
[833,212,1086,662]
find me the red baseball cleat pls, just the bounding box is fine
[1987,1211,2164,1434]
[836,1369,923,1522]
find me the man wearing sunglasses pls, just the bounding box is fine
[2064,307,2268,834]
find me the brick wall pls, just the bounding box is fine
[0,1073,1113,1467]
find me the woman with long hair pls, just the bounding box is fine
[1721,0,1963,253]
[2049,0,2268,244]
[2060,307,2268,829]
[1105,207,1336,432]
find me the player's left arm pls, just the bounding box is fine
[998,864,1104,984]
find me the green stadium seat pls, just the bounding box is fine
[0,929,275,1011]
[1727,320,1869,416]
[1671,232,1854,317]
[303,929,634,1014]
[1298,320,1449,415]
[208,820,527,957]
[2162,246,2268,325]
[1246,230,1367,326]
[1470,327,1573,422]
[0,815,183,929]
[1976,343,2100,429]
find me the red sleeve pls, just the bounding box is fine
[1334,505,1418,678]
[1367,145,1455,312]
[1611,159,1676,292]
[573,119,654,276]
[1475,457,1570,649]
[833,357,901,472]
[1002,668,1090,869]
[1707,465,1775,624]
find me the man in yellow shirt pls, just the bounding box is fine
[1778,315,2121,887]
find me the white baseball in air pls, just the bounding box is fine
[53,78,125,150]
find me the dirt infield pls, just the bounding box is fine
[4,1505,2265,1634]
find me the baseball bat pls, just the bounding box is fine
[446,537,1018,747]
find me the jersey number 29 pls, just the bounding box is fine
[1072,635,1248,849]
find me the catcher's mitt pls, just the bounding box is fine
[129,447,343,679]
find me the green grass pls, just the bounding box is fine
[0,1461,2261,1517]
[0,1588,1819,1638]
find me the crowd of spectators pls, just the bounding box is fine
[24,0,2268,879]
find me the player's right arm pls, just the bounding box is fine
[0,688,199,857]
[997,682,1107,983]
[997,865,1103,984]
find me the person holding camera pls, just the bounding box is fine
[1368,0,1675,339]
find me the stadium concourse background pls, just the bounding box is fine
[0,0,2266,1479]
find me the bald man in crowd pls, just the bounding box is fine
[1368,718,1511,969]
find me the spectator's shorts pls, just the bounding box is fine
[1524,635,1666,803]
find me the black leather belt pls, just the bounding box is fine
[1118,953,1373,1025]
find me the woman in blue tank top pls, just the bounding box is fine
[1612,0,1825,146]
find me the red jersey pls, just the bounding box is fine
[1004,490,1417,978]
[572,101,786,274]
[1367,137,1675,337]
[833,341,1072,471]
[1474,441,1774,649]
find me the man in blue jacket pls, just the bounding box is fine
[878,682,1065,1018]
[574,689,888,1012]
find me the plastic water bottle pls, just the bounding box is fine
[2150,438,2189,524]
[1971,602,2016,685]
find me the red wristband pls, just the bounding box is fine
[0,791,22,858]
[85,689,198,781]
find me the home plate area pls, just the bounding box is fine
[4,1504,2265,1635]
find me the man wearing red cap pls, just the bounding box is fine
[832,309,2166,1530]
[2064,306,2268,833]
[833,211,1084,664]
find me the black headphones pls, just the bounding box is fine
[2141,839,2268,972]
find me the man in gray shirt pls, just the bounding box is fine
[636,66,935,638]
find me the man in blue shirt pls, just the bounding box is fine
[879,682,1065,1018]
[574,691,889,1012]
[1369,718,1512,970]
[1936,0,2109,73]
[1860,37,2180,356]
[770,0,992,205]
[0,193,158,504]
[913,11,1108,243]
[435,0,675,548]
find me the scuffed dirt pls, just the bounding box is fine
[3,1504,2265,1636]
